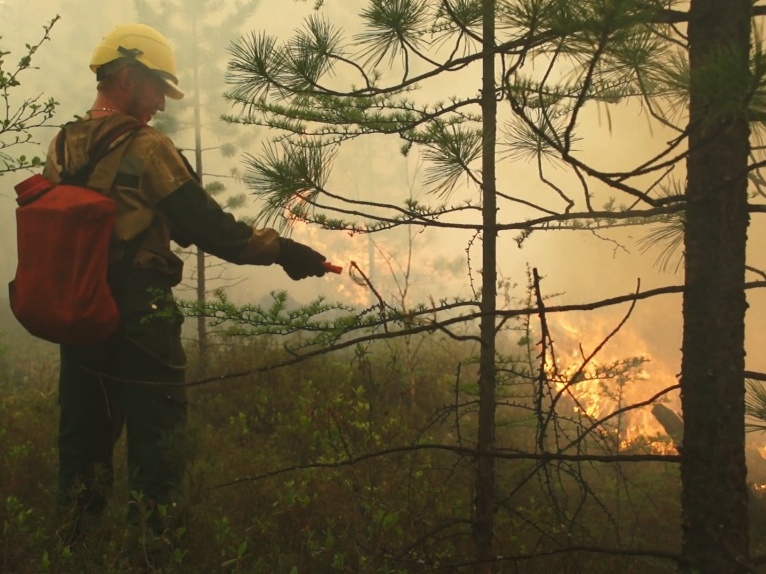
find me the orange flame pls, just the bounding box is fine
[542,315,679,451]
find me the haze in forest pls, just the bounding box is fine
[3,0,766,421]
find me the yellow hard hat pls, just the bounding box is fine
[90,23,184,100]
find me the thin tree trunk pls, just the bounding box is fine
[191,18,208,374]
[475,0,497,570]
[681,0,751,571]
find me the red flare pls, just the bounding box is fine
[323,261,343,274]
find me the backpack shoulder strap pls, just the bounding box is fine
[59,120,143,185]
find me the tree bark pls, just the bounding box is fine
[474,0,497,571]
[681,0,751,572]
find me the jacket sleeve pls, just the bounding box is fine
[156,179,281,265]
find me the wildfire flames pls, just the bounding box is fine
[272,205,766,464]
[293,215,684,452]
[542,315,680,452]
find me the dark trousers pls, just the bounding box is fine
[57,335,187,525]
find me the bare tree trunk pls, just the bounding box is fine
[192,17,208,374]
[195,247,207,370]
[681,0,751,571]
[474,0,497,570]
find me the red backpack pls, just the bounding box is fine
[9,121,140,345]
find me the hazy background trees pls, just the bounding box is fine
[133,0,261,373]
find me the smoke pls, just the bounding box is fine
[4,3,766,463]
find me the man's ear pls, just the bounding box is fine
[115,65,140,92]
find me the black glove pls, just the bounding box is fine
[277,238,327,280]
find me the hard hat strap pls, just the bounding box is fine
[117,46,143,59]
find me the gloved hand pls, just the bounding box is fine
[277,237,327,280]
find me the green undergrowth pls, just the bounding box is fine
[3,319,759,573]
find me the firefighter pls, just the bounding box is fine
[47,23,326,545]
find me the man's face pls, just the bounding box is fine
[126,66,168,125]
